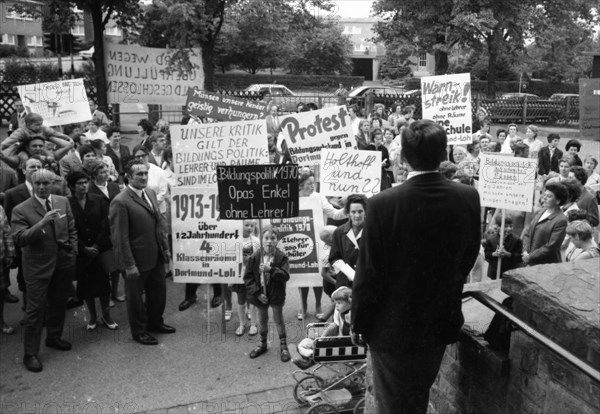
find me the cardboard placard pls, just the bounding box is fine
[216,164,299,219]
[319,149,382,197]
[185,87,268,121]
[421,72,473,145]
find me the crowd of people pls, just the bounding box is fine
[0,95,598,408]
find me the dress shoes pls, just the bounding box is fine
[210,295,222,308]
[23,355,43,372]
[4,292,19,303]
[45,337,72,351]
[178,298,196,311]
[147,323,176,334]
[132,332,158,345]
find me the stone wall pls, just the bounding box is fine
[430,260,599,413]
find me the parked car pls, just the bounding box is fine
[549,93,579,102]
[498,92,541,101]
[346,86,404,106]
[244,84,304,113]
[485,93,562,123]
[78,46,94,59]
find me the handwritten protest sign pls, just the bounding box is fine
[421,72,472,145]
[216,164,299,219]
[105,43,203,104]
[278,106,355,165]
[169,119,269,187]
[579,79,599,140]
[479,154,538,212]
[271,196,325,288]
[186,87,268,121]
[171,186,248,284]
[17,79,91,127]
[319,149,382,197]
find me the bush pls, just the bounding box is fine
[213,73,364,92]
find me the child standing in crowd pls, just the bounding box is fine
[244,227,291,362]
[482,216,523,279]
[232,220,260,337]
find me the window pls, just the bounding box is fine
[105,26,122,37]
[1,34,16,45]
[27,35,40,46]
[71,25,85,36]
[418,53,427,68]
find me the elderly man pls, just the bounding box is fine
[11,169,78,372]
[109,160,174,345]
[352,120,481,413]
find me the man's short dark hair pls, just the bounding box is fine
[400,120,447,171]
[124,159,146,176]
[569,166,587,185]
[547,133,560,143]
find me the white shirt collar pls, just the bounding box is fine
[34,194,51,209]
[25,181,33,195]
[128,185,143,198]
[345,226,362,250]
[406,170,438,181]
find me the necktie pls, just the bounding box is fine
[141,191,153,210]
[45,199,52,212]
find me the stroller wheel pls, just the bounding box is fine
[307,403,339,414]
[353,397,366,414]
[293,375,325,406]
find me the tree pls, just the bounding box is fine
[286,21,352,75]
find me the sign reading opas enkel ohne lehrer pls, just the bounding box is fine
[278,105,356,165]
[478,153,538,212]
[421,72,473,145]
[216,164,300,220]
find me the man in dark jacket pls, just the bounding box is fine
[352,120,481,413]
[538,133,563,176]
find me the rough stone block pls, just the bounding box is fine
[505,388,543,414]
[542,382,599,414]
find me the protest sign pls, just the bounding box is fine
[421,72,473,145]
[105,43,203,104]
[479,154,538,212]
[270,196,325,288]
[319,149,382,197]
[216,164,299,219]
[278,106,355,165]
[171,187,247,284]
[169,119,269,187]
[17,79,91,127]
[579,79,600,139]
[186,87,268,121]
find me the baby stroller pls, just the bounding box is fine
[292,323,367,414]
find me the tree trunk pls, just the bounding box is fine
[486,28,501,99]
[202,47,213,91]
[434,33,449,75]
[90,5,108,112]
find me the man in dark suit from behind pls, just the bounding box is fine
[537,133,563,176]
[11,169,78,372]
[352,120,481,413]
[109,160,174,345]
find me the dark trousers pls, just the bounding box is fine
[23,263,72,356]
[184,283,221,300]
[370,345,446,414]
[124,258,166,336]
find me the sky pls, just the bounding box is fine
[332,0,374,18]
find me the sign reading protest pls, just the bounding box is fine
[186,87,268,122]
[169,119,269,187]
[479,154,538,212]
[105,43,203,105]
[216,164,299,220]
[17,79,91,127]
[271,197,325,288]
[171,187,247,284]
[319,149,382,197]
[421,72,473,145]
[278,106,355,165]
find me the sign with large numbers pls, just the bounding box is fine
[479,154,538,212]
[105,43,203,104]
[319,149,382,197]
[186,87,268,121]
[216,164,299,219]
[171,187,248,284]
[169,119,269,187]
[271,196,325,288]
[17,79,91,127]
[279,106,355,165]
[421,72,473,145]
[579,79,600,140]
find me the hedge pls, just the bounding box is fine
[213,73,364,91]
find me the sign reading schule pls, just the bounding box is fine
[216,165,299,219]
[186,87,268,121]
